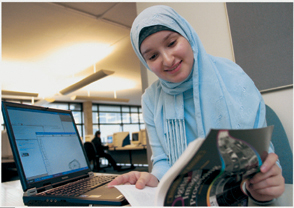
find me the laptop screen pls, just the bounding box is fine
[2,102,89,187]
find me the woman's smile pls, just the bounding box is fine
[165,61,182,73]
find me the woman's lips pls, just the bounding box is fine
[165,61,182,74]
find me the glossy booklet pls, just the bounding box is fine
[115,126,273,206]
[155,126,273,206]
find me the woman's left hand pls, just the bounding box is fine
[246,153,285,202]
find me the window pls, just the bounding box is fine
[92,104,144,144]
[99,112,121,123]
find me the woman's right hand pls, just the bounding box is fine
[107,171,159,189]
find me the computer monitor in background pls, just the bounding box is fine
[131,132,140,145]
[130,129,147,146]
[139,129,147,145]
[113,132,130,147]
[107,135,114,147]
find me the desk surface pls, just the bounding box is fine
[109,145,146,151]
[1,157,14,163]
[1,180,292,206]
[1,179,24,206]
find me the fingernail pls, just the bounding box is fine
[137,182,144,189]
[260,165,266,172]
[260,164,267,171]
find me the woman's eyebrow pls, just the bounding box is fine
[163,32,173,41]
[142,48,152,56]
[141,32,174,56]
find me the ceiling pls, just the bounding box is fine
[1,2,143,105]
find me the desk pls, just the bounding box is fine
[1,157,14,164]
[108,146,148,169]
[1,179,292,207]
[1,157,16,168]
[1,180,24,206]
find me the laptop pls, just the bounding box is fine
[1,101,127,206]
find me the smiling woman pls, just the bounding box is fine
[108,5,286,203]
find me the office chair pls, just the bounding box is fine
[265,104,293,184]
[83,142,107,172]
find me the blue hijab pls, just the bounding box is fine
[131,5,266,165]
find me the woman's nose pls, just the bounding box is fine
[162,51,174,67]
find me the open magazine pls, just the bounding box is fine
[115,126,273,206]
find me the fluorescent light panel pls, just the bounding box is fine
[59,69,114,95]
[71,95,129,103]
[2,90,38,97]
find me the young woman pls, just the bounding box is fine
[108,5,285,203]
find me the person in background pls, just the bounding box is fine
[108,5,285,204]
[92,131,120,171]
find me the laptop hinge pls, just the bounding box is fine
[88,172,94,177]
[26,187,38,196]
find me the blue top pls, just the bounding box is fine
[142,81,277,180]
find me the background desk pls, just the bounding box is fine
[0,179,293,207]
[108,146,148,168]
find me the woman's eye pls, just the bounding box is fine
[168,40,176,47]
[149,54,157,61]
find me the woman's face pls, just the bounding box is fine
[140,31,194,83]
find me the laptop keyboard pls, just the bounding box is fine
[37,175,116,197]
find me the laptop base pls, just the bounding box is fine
[23,195,129,206]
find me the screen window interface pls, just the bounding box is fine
[7,107,88,184]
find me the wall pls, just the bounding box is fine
[227,3,293,91]
[137,3,293,155]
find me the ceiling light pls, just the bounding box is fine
[59,69,114,95]
[84,76,137,92]
[2,90,38,97]
[34,98,55,106]
[71,95,129,103]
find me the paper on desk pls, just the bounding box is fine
[114,185,156,206]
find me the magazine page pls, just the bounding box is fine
[155,138,205,206]
[114,185,157,206]
[161,126,273,206]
